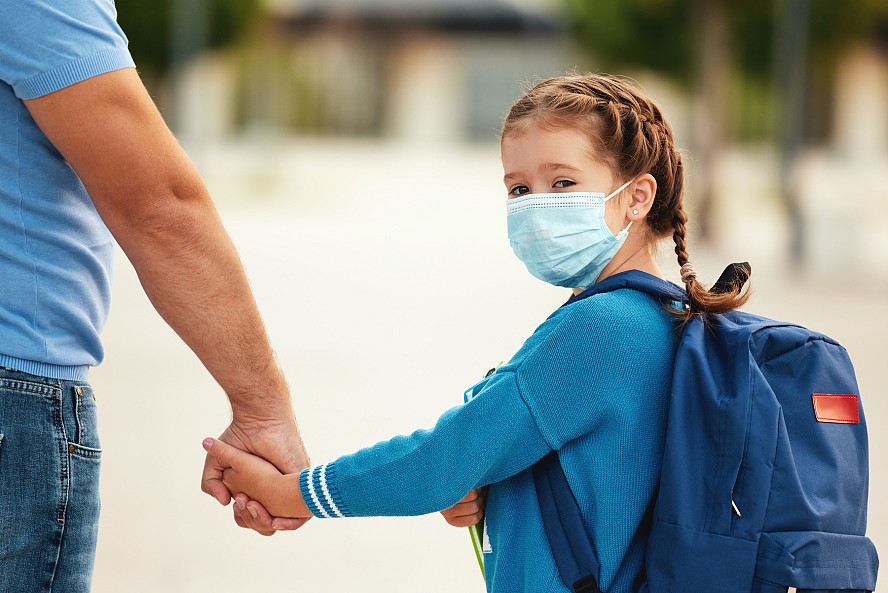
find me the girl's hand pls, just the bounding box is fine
[440,488,486,528]
[202,437,310,519]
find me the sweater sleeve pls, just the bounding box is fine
[515,290,678,450]
[299,369,551,518]
[299,289,677,519]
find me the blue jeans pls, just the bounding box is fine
[0,367,102,593]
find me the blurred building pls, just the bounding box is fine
[796,44,888,281]
[176,0,566,143]
[169,1,888,281]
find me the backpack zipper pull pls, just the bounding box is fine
[731,498,742,518]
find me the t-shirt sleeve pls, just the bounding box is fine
[0,0,134,98]
[298,370,551,518]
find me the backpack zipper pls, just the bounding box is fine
[731,496,742,517]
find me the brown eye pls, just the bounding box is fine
[509,185,530,197]
[554,179,576,189]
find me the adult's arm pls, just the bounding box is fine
[24,67,307,534]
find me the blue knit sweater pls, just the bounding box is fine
[299,283,679,592]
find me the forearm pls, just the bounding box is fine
[249,471,311,519]
[24,69,290,421]
[118,177,290,420]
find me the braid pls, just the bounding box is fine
[671,206,690,268]
[671,201,750,319]
[502,73,750,318]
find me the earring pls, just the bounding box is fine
[632,209,639,215]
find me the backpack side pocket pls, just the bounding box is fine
[753,531,878,592]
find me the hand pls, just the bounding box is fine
[201,418,310,535]
[440,488,486,528]
[202,437,309,519]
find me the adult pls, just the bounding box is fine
[0,0,307,590]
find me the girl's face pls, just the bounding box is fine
[501,125,629,236]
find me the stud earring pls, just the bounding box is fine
[632,209,639,215]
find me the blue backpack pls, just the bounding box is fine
[532,266,879,593]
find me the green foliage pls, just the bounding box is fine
[116,0,262,76]
[565,0,888,85]
[565,0,696,84]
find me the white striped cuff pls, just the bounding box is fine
[299,463,350,518]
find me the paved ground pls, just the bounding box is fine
[90,140,887,592]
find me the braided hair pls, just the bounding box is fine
[502,74,749,319]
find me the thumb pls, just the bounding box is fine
[202,437,243,468]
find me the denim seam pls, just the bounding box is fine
[53,390,70,524]
[0,378,62,396]
[73,387,83,444]
[68,443,101,460]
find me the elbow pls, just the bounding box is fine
[105,173,218,249]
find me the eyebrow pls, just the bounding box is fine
[503,162,583,183]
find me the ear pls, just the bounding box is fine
[626,174,657,221]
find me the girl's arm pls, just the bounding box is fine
[297,370,552,518]
[293,293,673,520]
[205,293,673,522]
[201,370,548,521]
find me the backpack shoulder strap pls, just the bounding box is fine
[532,451,604,593]
[567,270,686,307]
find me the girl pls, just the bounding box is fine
[203,73,748,592]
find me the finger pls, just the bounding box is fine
[443,507,481,522]
[245,500,275,528]
[446,515,482,528]
[444,510,484,528]
[234,495,277,536]
[271,517,310,531]
[440,490,479,516]
[232,505,249,529]
[235,494,249,512]
[461,489,481,502]
[232,504,274,536]
[201,455,232,506]
[202,437,247,468]
[243,503,276,537]
[446,500,481,517]
[232,494,276,536]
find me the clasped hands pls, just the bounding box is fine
[199,418,310,535]
[199,420,486,534]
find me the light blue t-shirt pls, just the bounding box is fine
[0,0,135,380]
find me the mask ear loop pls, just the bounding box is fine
[602,179,634,202]
[603,179,636,238]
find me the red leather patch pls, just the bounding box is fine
[812,393,860,424]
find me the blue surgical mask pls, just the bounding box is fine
[507,180,633,288]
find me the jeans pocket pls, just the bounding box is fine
[67,442,102,459]
[59,449,102,589]
[73,385,101,452]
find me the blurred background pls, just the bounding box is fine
[90,0,887,591]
